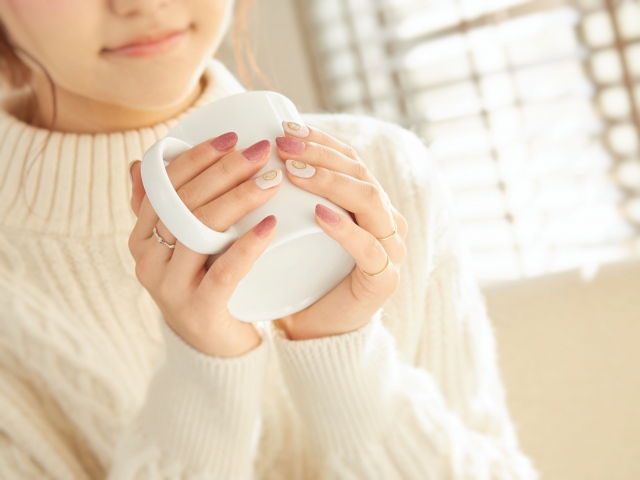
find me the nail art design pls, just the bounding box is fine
[255,169,283,189]
[285,159,315,178]
[283,120,310,138]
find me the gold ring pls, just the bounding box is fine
[376,217,397,241]
[358,254,390,277]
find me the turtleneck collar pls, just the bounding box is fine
[0,57,247,238]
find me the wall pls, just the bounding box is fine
[215,0,323,114]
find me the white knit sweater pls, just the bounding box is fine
[0,57,538,479]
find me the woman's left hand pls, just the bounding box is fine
[273,121,409,340]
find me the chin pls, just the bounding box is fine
[100,67,205,112]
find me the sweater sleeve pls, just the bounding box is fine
[107,317,270,479]
[267,121,539,479]
[270,310,536,479]
[0,315,270,479]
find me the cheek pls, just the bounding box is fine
[6,0,78,19]
[6,0,100,72]
[193,0,233,36]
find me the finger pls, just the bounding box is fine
[128,162,175,263]
[190,168,282,232]
[166,169,283,283]
[133,151,280,274]
[129,131,239,246]
[284,162,403,251]
[282,120,359,163]
[160,239,203,290]
[135,238,172,292]
[175,139,272,215]
[278,123,398,216]
[129,160,144,217]
[196,214,278,307]
[275,131,394,207]
[166,131,239,189]
[314,204,399,290]
[275,135,371,183]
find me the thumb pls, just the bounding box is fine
[129,160,145,217]
[201,215,277,301]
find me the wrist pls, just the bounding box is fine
[172,319,263,358]
[273,311,374,341]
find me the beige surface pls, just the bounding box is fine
[483,260,640,480]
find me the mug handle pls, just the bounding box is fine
[141,136,239,255]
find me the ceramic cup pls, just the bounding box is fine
[141,90,356,322]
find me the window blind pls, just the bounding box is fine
[298,0,640,283]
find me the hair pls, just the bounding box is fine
[0,0,276,217]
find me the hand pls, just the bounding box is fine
[128,133,283,357]
[272,121,408,340]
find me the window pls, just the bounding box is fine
[298,0,640,283]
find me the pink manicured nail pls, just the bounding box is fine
[242,140,271,161]
[282,120,310,138]
[254,215,277,238]
[315,204,339,225]
[211,132,238,151]
[276,136,305,154]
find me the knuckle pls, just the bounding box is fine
[352,161,370,181]
[232,239,253,264]
[363,182,382,206]
[363,234,382,259]
[128,234,136,257]
[344,145,358,161]
[318,145,333,163]
[220,156,236,179]
[193,206,221,232]
[183,144,206,166]
[176,181,198,209]
[134,256,150,285]
[325,169,342,193]
[231,185,251,210]
[209,258,236,287]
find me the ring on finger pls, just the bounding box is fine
[375,216,397,241]
[358,253,390,277]
[153,226,176,249]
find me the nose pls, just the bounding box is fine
[109,0,171,16]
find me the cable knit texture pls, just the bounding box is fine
[0,57,538,479]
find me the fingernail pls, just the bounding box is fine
[211,132,238,151]
[282,120,310,138]
[285,159,315,178]
[254,215,277,238]
[255,169,283,189]
[276,136,305,154]
[315,204,339,225]
[242,139,271,161]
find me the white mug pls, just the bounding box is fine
[141,91,356,322]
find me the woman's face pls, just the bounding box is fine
[0,0,235,110]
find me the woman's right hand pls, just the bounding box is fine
[128,132,282,358]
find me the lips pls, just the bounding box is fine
[103,27,190,57]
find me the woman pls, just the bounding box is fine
[0,0,538,478]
